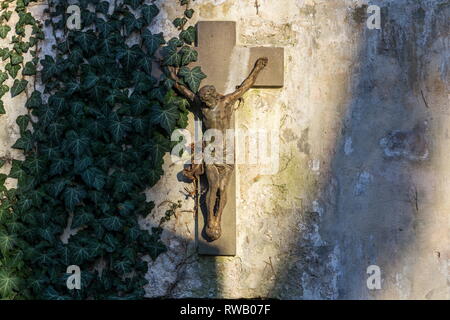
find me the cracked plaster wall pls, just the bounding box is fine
[144,0,449,300]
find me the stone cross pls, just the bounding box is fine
[192,21,284,256]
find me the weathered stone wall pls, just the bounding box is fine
[1,0,448,299]
[144,0,449,300]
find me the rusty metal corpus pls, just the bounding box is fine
[171,57,269,241]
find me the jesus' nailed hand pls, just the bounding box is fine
[168,57,269,241]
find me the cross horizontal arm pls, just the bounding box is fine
[224,57,269,104]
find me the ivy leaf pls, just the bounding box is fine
[143,31,165,55]
[22,61,37,76]
[16,114,30,133]
[10,79,28,97]
[148,167,164,186]
[100,215,123,231]
[74,156,93,173]
[167,37,184,48]
[48,94,66,113]
[114,260,132,274]
[47,122,65,141]
[103,233,118,253]
[5,63,20,78]
[117,45,142,72]
[184,9,194,19]
[96,1,110,15]
[74,30,96,53]
[10,52,24,65]
[0,269,20,297]
[40,55,59,82]
[140,56,153,75]
[26,91,42,109]
[87,240,103,258]
[47,178,68,197]
[38,226,57,242]
[70,243,90,265]
[42,286,69,300]
[180,26,196,44]
[162,45,181,67]
[147,239,166,260]
[72,210,94,229]
[179,66,206,93]
[49,157,71,176]
[117,201,134,216]
[150,103,179,134]
[124,0,142,10]
[127,226,141,242]
[9,160,25,180]
[82,72,99,90]
[144,134,171,166]
[180,46,198,66]
[173,17,187,29]
[64,130,90,157]
[0,101,5,115]
[12,130,33,151]
[16,198,33,213]
[0,231,16,255]
[63,186,86,211]
[142,4,159,24]
[114,175,134,194]
[99,33,117,56]
[41,146,60,159]
[81,167,106,191]
[0,25,11,39]
[122,13,143,35]
[0,71,7,84]
[109,113,131,142]
[23,155,46,176]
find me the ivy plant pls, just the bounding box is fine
[0,0,43,300]
[6,0,204,299]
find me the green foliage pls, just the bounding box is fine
[0,0,41,300]
[5,0,202,300]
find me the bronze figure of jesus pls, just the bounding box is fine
[169,57,268,241]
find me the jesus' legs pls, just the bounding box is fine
[205,165,220,240]
[204,164,234,241]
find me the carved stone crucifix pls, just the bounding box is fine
[171,21,284,256]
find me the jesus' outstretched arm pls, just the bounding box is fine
[224,57,269,104]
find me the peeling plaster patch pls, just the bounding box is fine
[326,245,341,299]
[309,159,320,173]
[394,271,412,299]
[379,123,429,161]
[354,171,373,196]
[239,19,297,46]
[300,244,340,300]
[145,254,178,297]
[344,137,354,155]
[297,128,311,155]
[282,128,298,143]
[312,200,324,217]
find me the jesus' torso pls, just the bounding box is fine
[200,97,236,166]
[200,98,234,131]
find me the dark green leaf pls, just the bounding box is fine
[150,103,179,134]
[63,186,86,211]
[11,79,28,97]
[179,66,206,92]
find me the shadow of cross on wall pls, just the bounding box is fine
[192,21,284,256]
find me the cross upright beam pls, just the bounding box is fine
[192,21,284,256]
